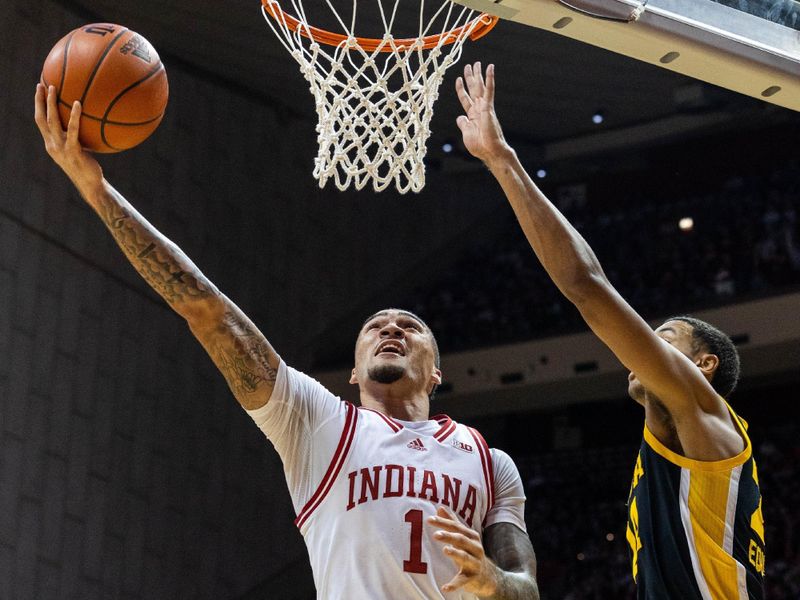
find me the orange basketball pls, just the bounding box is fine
[41,23,169,153]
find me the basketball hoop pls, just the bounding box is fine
[260,0,498,193]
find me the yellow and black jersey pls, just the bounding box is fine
[626,405,765,600]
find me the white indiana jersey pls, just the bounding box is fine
[247,361,528,600]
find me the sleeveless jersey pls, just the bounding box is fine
[247,362,527,600]
[626,404,765,600]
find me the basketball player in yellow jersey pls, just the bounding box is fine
[455,62,765,599]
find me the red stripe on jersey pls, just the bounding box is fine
[433,421,456,442]
[468,427,495,524]
[359,407,403,432]
[295,402,358,530]
[431,414,455,442]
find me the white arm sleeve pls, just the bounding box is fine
[244,360,349,514]
[485,448,528,533]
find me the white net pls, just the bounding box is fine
[261,0,494,193]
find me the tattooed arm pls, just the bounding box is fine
[428,508,539,599]
[483,523,539,600]
[34,84,278,410]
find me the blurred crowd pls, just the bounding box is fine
[407,159,800,352]
[517,421,800,599]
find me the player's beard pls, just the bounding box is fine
[368,364,405,384]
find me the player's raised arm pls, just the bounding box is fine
[454,64,736,460]
[34,84,279,411]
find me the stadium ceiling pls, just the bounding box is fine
[58,0,796,160]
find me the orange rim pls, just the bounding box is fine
[261,0,498,51]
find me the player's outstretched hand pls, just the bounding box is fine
[455,62,511,166]
[429,506,500,596]
[34,84,103,191]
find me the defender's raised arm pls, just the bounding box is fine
[34,84,279,411]
[454,64,741,462]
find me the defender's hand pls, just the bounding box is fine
[455,62,511,166]
[429,506,500,597]
[34,84,103,190]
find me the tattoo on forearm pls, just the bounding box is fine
[137,243,156,259]
[211,310,278,400]
[486,524,540,600]
[491,571,540,600]
[111,213,129,230]
[97,193,216,308]
[94,187,278,407]
[216,352,265,395]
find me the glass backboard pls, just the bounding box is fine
[453,0,800,111]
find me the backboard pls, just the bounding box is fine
[451,0,800,111]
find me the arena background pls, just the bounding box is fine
[1,1,798,598]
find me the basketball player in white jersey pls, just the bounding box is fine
[34,83,539,599]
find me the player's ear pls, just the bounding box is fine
[349,368,358,385]
[431,368,442,386]
[696,353,719,379]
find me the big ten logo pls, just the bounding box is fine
[119,35,152,63]
[451,439,473,453]
[748,462,766,577]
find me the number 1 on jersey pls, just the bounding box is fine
[403,509,428,574]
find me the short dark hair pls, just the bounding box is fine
[665,316,741,398]
[361,309,440,400]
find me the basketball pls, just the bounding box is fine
[41,23,168,153]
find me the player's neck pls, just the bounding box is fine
[360,386,430,422]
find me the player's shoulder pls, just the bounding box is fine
[284,363,331,391]
[489,446,514,462]
[283,363,345,401]
[276,362,353,420]
[489,447,521,474]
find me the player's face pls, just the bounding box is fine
[628,320,697,402]
[352,310,440,394]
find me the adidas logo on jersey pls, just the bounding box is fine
[407,438,427,451]
[451,439,474,453]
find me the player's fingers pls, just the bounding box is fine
[46,85,63,136]
[437,505,475,531]
[486,63,496,104]
[34,84,49,136]
[66,101,81,147]
[455,114,470,133]
[473,61,486,98]
[434,530,484,556]
[441,572,471,593]
[455,77,473,112]
[429,508,481,539]
[434,531,464,544]
[463,62,477,96]
[428,513,464,533]
[442,544,475,569]
[428,521,469,535]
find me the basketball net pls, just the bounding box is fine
[261,0,497,193]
